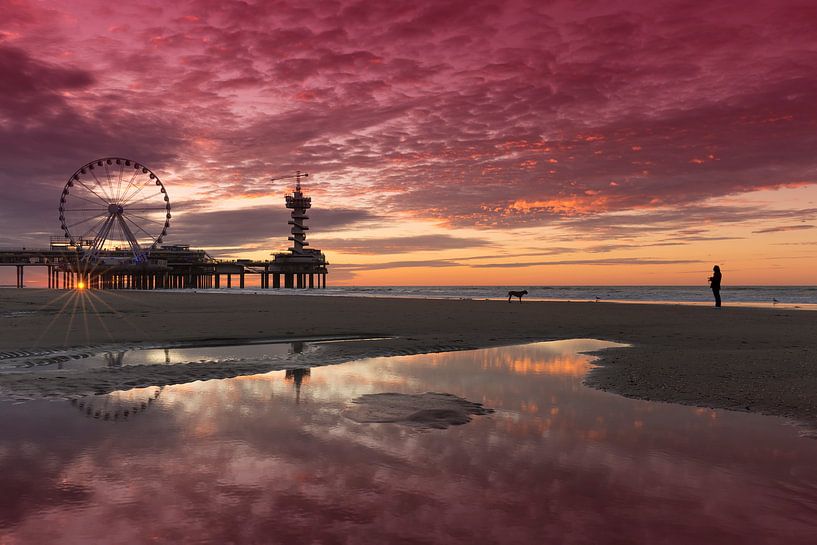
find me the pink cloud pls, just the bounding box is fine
[1,0,816,249]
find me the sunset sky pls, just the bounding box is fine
[1,0,816,285]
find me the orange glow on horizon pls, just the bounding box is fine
[2,187,815,289]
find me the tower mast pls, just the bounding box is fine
[274,171,311,255]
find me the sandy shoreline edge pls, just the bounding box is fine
[1,289,815,430]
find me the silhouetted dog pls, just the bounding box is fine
[508,289,528,303]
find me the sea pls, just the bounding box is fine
[197,285,817,308]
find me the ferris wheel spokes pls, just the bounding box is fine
[117,214,143,259]
[59,158,171,263]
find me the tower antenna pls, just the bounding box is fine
[270,170,309,191]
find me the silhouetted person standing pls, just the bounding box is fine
[709,265,722,307]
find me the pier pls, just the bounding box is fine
[0,160,328,290]
[0,244,326,290]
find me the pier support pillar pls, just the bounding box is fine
[273,274,280,288]
[308,274,314,289]
[239,273,245,289]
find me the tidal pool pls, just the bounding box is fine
[1,339,816,544]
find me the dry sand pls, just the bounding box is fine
[1,289,816,428]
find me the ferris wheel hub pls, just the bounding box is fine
[108,203,124,214]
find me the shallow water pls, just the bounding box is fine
[0,336,384,373]
[1,339,816,544]
[0,342,295,373]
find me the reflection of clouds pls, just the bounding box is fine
[2,341,817,543]
[480,353,592,376]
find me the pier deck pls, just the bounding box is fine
[0,247,327,290]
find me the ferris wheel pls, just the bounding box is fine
[59,158,171,262]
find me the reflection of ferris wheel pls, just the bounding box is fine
[59,157,171,262]
[70,385,164,422]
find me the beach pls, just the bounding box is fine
[1,288,816,428]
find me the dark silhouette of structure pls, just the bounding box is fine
[709,265,722,307]
[269,171,328,288]
[285,368,311,404]
[508,289,528,303]
[0,163,328,290]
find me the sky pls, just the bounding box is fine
[1,0,816,285]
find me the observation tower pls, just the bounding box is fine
[270,171,328,289]
[286,171,311,255]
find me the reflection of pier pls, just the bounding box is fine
[0,164,328,290]
[104,352,126,367]
[100,349,170,367]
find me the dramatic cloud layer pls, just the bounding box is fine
[320,234,493,254]
[1,0,816,283]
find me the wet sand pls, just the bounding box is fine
[342,392,494,429]
[1,289,815,428]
